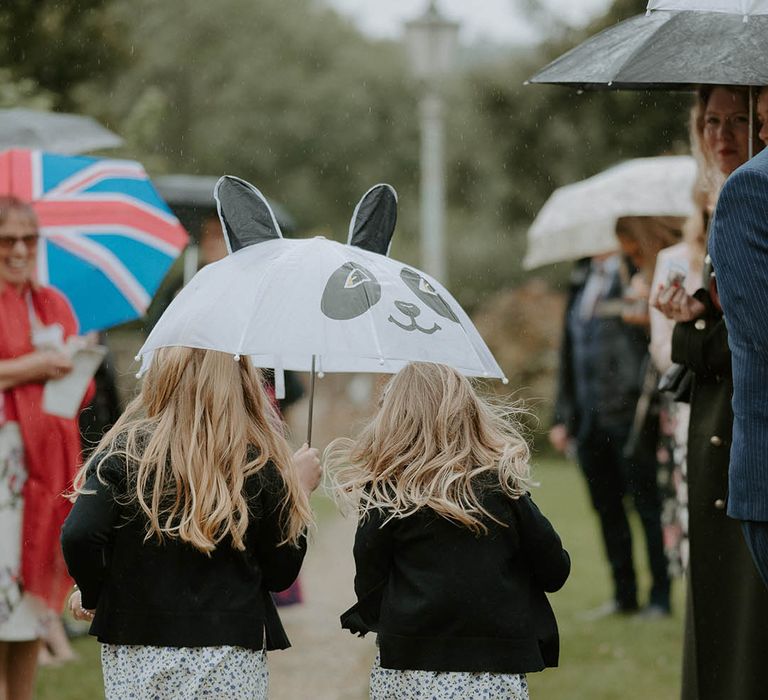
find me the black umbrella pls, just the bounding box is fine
[528,3,768,154]
[529,10,768,90]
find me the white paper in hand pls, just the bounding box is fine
[43,344,107,418]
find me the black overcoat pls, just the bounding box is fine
[672,292,768,700]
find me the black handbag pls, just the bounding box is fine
[657,363,693,403]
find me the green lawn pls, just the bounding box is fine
[37,458,683,699]
[527,459,683,700]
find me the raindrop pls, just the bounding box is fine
[317,371,325,379]
[233,354,241,361]
[502,377,509,385]
[134,354,141,361]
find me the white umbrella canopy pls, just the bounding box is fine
[647,0,768,14]
[523,155,697,270]
[138,177,505,383]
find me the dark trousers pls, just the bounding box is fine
[577,424,670,609]
[741,521,768,590]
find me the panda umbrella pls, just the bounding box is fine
[137,176,507,444]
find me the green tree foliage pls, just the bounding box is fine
[443,0,692,300]
[0,0,127,110]
[0,0,697,305]
[106,0,422,258]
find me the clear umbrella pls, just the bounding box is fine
[0,108,122,154]
[524,156,697,269]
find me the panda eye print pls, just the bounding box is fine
[400,268,459,323]
[418,278,438,295]
[344,268,371,289]
[321,262,382,320]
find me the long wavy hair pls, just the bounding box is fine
[73,347,312,552]
[325,362,531,534]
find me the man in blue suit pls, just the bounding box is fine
[709,146,768,587]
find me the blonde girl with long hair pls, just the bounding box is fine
[61,347,320,700]
[328,362,570,700]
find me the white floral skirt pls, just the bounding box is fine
[101,644,269,699]
[0,421,46,641]
[369,652,530,700]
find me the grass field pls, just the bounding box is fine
[36,458,684,699]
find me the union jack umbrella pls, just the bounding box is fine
[0,148,189,332]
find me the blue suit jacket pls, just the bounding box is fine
[709,147,768,521]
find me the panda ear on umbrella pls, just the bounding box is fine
[347,183,397,256]
[214,175,283,253]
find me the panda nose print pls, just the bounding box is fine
[394,300,420,318]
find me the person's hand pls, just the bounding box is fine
[293,443,322,494]
[28,350,74,381]
[549,424,570,454]
[82,331,99,347]
[68,589,95,622]
[653,283,706,322]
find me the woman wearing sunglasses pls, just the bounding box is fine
[0,196,89,700]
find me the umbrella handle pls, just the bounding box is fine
[306,355,316,447]
[749,86,755,160]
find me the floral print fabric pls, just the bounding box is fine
[0,421,42,640]
[369,652,529,700]
[101,644,268,699]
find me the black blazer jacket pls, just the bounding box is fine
[61,455,305,651]
[341,487,570,674]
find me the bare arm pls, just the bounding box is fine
[0,350,73,391]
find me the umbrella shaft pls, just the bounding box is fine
[306,355,316,447]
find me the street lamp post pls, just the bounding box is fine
[404,1,459,284]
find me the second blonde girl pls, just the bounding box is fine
[329,362,570,700]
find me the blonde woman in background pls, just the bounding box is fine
[61,348,321,700]
[653,85,768,700]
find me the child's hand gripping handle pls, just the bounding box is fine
[293,443,322,495]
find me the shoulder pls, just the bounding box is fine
[723,152,768,194]
[86,451,129,490]
[34,285,79,333]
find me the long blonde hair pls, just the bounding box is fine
[74,347,312,552]
[325,362,531,534]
